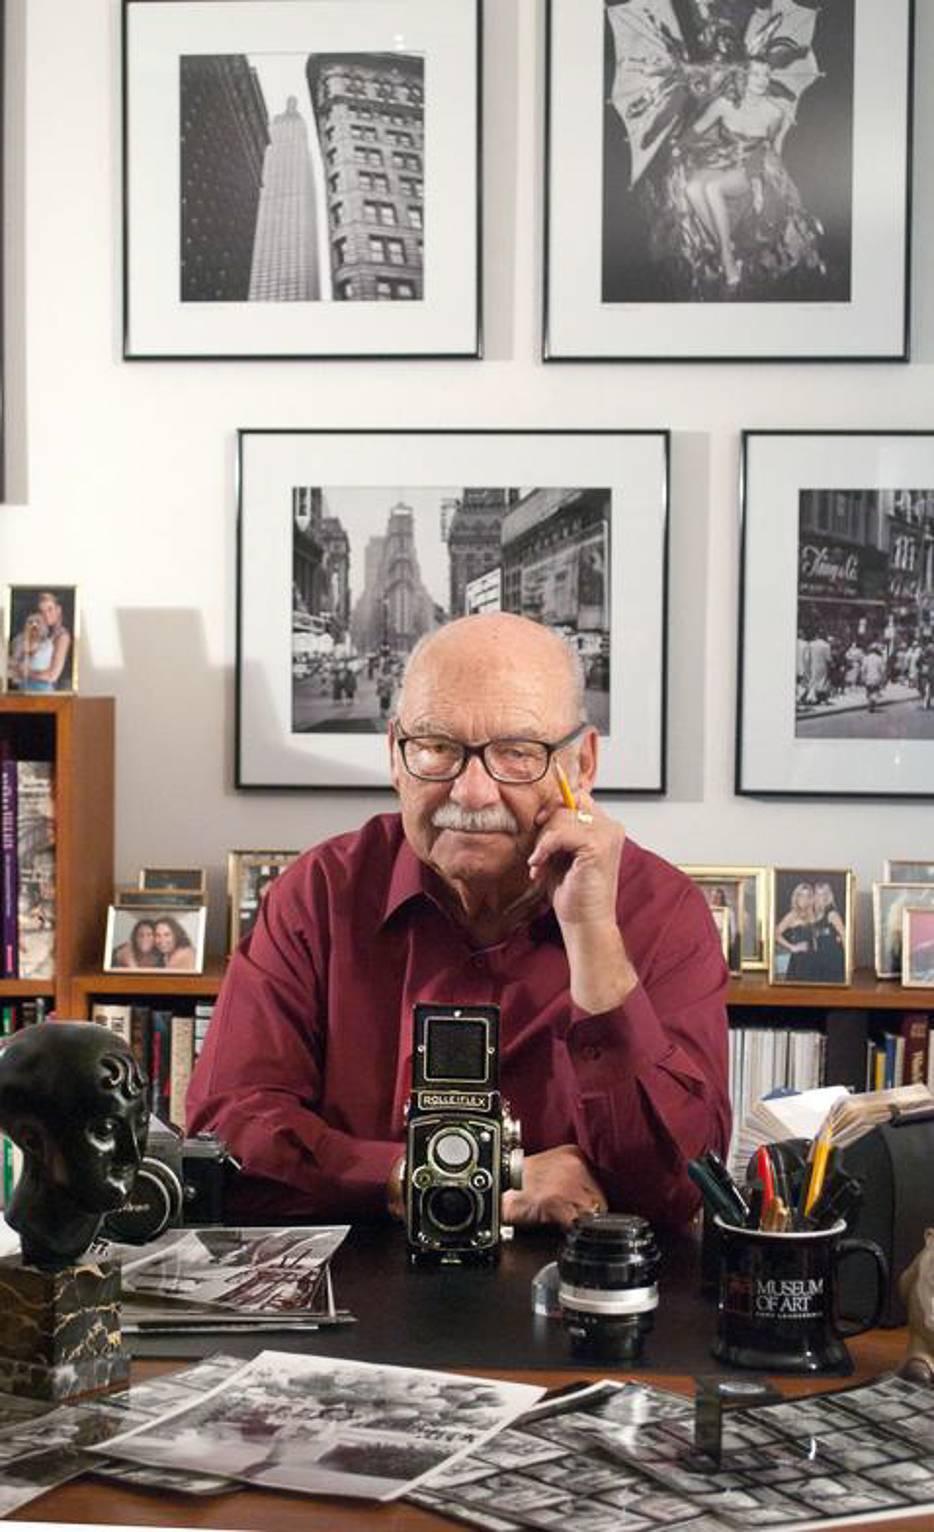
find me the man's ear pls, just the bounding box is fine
[577,725,599,793]
[387,719,401,796]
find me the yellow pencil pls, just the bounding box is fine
[553,759,577,812]
[803,1128,833,1217]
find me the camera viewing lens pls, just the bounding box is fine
[425,1184,476,1233]
[558,1213,661,1361]
[431,1129,474,1172]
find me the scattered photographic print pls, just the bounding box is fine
[139,866,207,894]
[545,2,912,360]
[103,904,207,974]
[738,434,934,796]
[768,867,853,985]
[885,858,934,884]
[872,882,934,979]
[413,1376,934,1532]
[228,850,300,949]
[3,584,77,693]
[902,907,934,988]
[124,0,479,357]
[96,1350,543,1502]
[237,430,668,791]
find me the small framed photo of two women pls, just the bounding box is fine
[104,905,207,975]
[769,868,854,987]
[3,586,78,694]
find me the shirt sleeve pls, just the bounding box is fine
[555,884,731,1228]
[185,889,401,1222]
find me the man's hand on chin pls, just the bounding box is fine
[501,1145,607,1231]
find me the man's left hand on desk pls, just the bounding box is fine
[501,1144,607,1231]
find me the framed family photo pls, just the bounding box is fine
[3,586,78,694]
[885,858,934,884]
[872,882,934,979]
[139,867,207,895]
[680,863,769,970]
[104,905,207,974]
[737,432,934,797]
[768,867,854,987]
[237,428,669,791]
[544,1,913,361]
[123,0,481,359]
[228,850,300,950]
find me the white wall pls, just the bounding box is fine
[2,0,933,963]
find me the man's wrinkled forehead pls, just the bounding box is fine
[401,639,576,733]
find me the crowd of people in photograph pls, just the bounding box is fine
[796,626,934,714]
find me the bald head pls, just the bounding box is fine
[399,615,586,729]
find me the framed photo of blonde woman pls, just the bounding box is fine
[3,586,78,694]
[768,868,854,986]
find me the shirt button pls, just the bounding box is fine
[581,1044,601,1061]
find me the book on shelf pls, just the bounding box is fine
[91,1002,132,1043]
[865,1012,931,1092]
[169,1014,195,1130]
[0,758,18,978]
[15,761,55,981]
[149,1009,173,1122]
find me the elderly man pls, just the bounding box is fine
[188,614,729,1229]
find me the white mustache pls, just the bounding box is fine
[431,803,519,834]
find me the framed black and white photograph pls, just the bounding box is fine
[237,429,668,791]
[680,863,768,969]
[123,0,480,359]
[885,858,934,884]
[104,905,207,974]
[3,586,77,694]
[768,867,853,986]
[903,907,934,987]
[227,849,300,950]
[872,882,934,979]
[139,867,207,895]
[544,1,912,361]
[737,432,934,797]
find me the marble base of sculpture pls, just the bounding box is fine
[0,1254,129,1401]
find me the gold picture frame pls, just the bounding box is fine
[872,881,934,979]
[227,850,300,953]
[768,868,855,988]
[901,906,934,988]
[679,865,769,971]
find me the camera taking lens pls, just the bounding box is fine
[558,1212,661,1361]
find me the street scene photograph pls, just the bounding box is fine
[795,488,934,741]
[291,484,611,736]
[180,49,424,303]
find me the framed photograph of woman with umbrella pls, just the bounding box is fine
[544,0,913,361]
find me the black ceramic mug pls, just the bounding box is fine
[712,1216,887,1374]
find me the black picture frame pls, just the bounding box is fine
[737,431,934,798]
[123,0,482,360]
[236,427,669,792]
[544,0,913,363]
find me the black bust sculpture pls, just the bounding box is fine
[0,1023,148,1271]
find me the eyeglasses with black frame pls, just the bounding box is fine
[394,723,587,785]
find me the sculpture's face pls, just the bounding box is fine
[54,1052,149,1213]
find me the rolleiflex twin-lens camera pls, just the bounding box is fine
[101,1121,239,1245]
[405,1003,522,1264]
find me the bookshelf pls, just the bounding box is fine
[0,695,114,1016]
[66,960,225,1016]
[727,972,934,1012]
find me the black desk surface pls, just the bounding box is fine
[128,1222,729,1373]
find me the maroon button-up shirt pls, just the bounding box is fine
[187,813,730,1228]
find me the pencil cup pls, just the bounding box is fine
[712,1217,887,1374]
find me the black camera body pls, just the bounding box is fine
[101,1123,238,1245]
[404,1003,522,1265]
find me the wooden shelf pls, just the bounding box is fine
[67,959,226,1013]
[728,968,934,1011]
[0,979,55,998]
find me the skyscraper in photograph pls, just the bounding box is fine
[306,52,424,302]
[180,56,269,302]
[249,97,322,302]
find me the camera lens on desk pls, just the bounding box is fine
[558,1213,661,1362]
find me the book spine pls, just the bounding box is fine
[91,1004,132,1045]
[901,1012,930,1086]
[149,1010,173,1122]
[0,760,18,979]
[15,761,55,981]
[169,1016,196,1132]
[129,1005,151,1075]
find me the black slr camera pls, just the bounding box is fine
[404,1003,522,1264]
[101,1122,239,1245]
